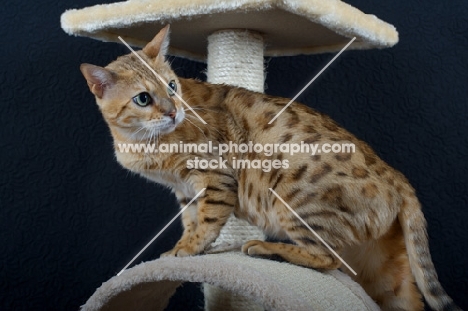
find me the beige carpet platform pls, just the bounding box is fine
[81,252,380,311]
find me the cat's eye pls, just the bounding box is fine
[167,80,177,96]
[133,92,152,107]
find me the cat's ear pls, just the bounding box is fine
[143,25,170,58]
[80,63,115,99]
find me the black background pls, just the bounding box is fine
[1,0,467,310]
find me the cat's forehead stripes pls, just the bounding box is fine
[109,54,172,86]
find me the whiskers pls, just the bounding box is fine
[130,123,161,146]
[145,122,161,145]
[130,126,148,141]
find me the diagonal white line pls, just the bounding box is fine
[118,37,207,125]
[268,37,356,124]
[269,188,357,275]
[117,188,206,276]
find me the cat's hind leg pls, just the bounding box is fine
[242,240,341,270]
[341,219,424,311]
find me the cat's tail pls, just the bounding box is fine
[398,194,460,311]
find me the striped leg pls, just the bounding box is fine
[163,182,237,257]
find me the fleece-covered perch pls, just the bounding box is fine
[62,0,398,309]
[81,252,380,311]
[60,0,398,61]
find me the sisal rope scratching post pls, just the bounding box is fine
[204,29,266,310]
[207,30,265,93]
[206,29,266,248]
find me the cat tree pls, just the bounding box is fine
[61,1,398,310]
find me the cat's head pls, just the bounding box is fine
[80,25,185,141]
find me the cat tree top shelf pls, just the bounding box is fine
[61,0,398,61]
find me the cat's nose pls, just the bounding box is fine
[166,109,176,120]
[160,98,176,120]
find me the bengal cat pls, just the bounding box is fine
[80,25,459,311]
